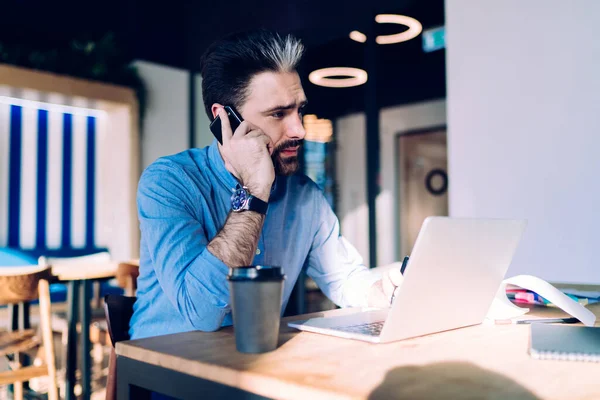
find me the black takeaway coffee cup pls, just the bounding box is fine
[227,266,285,353]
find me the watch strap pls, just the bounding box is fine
[246,195,268,215]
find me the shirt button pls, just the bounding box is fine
[256,248,261,255]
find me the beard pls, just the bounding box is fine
[272,139,304,176]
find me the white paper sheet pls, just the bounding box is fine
[485,275,597,327]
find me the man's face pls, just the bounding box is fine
[239,71,307,176]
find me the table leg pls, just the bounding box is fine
[9,304,18,330]
[66,280,80,400]
[8,304,18,394]
[18,302,32,391]
[116,356,152,400]
[80,280,92,400]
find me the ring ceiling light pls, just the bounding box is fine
[308,67,368,88]
[349,14,422,45]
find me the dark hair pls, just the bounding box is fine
[199,30,304,120]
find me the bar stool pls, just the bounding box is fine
[0,266,58,400]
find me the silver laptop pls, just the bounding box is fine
[288,217,527,343]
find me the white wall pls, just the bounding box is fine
[336,114,370,263]
[446,0,600,283]
[135,61,214,169]
[135,61,190,169]
[195,75,214,149]
[336,99,447,267]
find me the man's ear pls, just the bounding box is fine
[211,103,224,119]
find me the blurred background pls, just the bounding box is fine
[1,0,599,398]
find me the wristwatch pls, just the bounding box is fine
[231,186,268,215]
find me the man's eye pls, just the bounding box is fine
[272,111,284,118]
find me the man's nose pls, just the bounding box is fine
[287,113,306,140]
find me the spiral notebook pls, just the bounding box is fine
[530,324,600,362]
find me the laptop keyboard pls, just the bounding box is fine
[331,321,385,336]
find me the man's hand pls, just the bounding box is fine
[217,107,274,201]
[367,262,405,308]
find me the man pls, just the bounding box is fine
[129,30,402,339]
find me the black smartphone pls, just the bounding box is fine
[209,105,243,144]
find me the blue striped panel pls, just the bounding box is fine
[7,105,22,248]
[36,109,49,248]
[86,116,96,247]
[61,113,73,248]
[3,102,104,257]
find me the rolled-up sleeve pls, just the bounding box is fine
[305,190,380,308]
[138,161,229,331]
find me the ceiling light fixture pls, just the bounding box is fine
[375,14,422,44]
[308,67,368,88]
[349,30,367,43]
[348,15,423,45]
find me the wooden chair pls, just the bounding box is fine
[0,266,58,400]
[103,295,136,400]
[115,262,140,297]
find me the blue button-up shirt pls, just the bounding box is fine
[129,140,378,339]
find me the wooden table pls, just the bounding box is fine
[116,303,600,400]
[52,262,118,400]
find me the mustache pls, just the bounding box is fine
[274,139,304,153]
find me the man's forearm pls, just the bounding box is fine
[207,211,265,268]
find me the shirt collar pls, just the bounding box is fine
[207,139,281,197]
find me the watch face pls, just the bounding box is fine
[231,187,249,211]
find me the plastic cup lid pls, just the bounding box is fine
[227,265,284,281]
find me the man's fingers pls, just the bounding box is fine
[233,121,254,138]
[380,273,395,300]
[245,129,263,138]
[369,280,391,308]
[258,133,273,147]
[388,268,404,287]
[245,130,274,148]
[218,107,233,145]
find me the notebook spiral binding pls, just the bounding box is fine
[530,348,600,363]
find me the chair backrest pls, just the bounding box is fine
[0,266,52,305]
[115,262,140,295]
[104,294,137,347]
